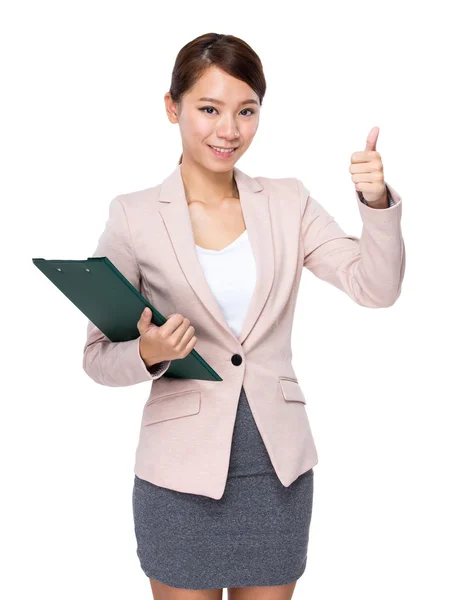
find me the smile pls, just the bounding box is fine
[208,145,237,157]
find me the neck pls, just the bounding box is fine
[180,159,238,205]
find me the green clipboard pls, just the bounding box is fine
[32,256,222,381]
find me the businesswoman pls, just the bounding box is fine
[83,32,405,600]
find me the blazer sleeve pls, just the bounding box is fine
[297,178,406,308]
[82,195,171,386]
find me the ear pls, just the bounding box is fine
[164,92,179,124]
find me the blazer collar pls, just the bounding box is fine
[158,164,274,345]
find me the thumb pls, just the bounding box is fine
[137,307,154,334]
[365,126,379,151]
[140,306,152,324]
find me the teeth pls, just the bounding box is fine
[211,146,235,153]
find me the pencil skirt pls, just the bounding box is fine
[132,385,314,590]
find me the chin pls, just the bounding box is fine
[203,156,239,171]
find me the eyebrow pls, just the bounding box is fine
[197,96,259,106]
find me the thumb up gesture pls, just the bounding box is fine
[138,308,197,367]
[349,126,388,205]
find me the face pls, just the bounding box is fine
[164,66,260,173]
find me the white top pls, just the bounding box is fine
[195,230,256,338]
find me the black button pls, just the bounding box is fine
[231,354,242,366]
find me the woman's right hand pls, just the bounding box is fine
[137,308,197,367]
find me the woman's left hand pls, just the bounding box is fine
[349,126,388,205]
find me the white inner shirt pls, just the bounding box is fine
[195,229,257,338]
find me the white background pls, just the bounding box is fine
[2,1,452,598]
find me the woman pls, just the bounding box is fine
[83,32,405,600]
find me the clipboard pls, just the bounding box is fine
[32,256,222,381]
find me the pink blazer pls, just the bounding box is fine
[83,164,405,499]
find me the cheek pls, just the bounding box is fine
[198,119,215,138]
[184,115,212,140]
[242,121,259,140]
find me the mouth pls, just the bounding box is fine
[208,144,238,158]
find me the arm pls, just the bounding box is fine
[298,178,406,308]
[82,195,171,386]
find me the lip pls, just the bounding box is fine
[208,144,238,158]
[208,145,238,150]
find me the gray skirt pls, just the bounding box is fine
[132,385,314,590]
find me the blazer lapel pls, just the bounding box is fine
[157,164,275,345]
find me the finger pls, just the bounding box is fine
[182,335,198,357]
[176,324,196,350]
[170,318,195,346]
[354,182,381,193]
[351,171,384,184]
[349,160,383,174]
[137,307,152,333]
[365,126,379,151]
[161,313,186,336]
[351,150,381,163]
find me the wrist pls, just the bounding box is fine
[359,186,390,209]
[139,338,159,368]
[370,188,389,209]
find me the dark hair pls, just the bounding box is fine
[168,33,267,165]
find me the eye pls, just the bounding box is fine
[199,106,255,116]
[199,106,218,115]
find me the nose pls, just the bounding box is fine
[216,116,240,140]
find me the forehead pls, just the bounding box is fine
[187,66,258,102]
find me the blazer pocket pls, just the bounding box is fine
[143,390,201,426]
[278,377,306,404]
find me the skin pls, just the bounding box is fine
[164,64,260,221]
[148,578,298,600]
[137,69,394,597]
[138,118,391,369]
[349,126,389,208]
[140,67,299,599]
[138,66,262,370]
